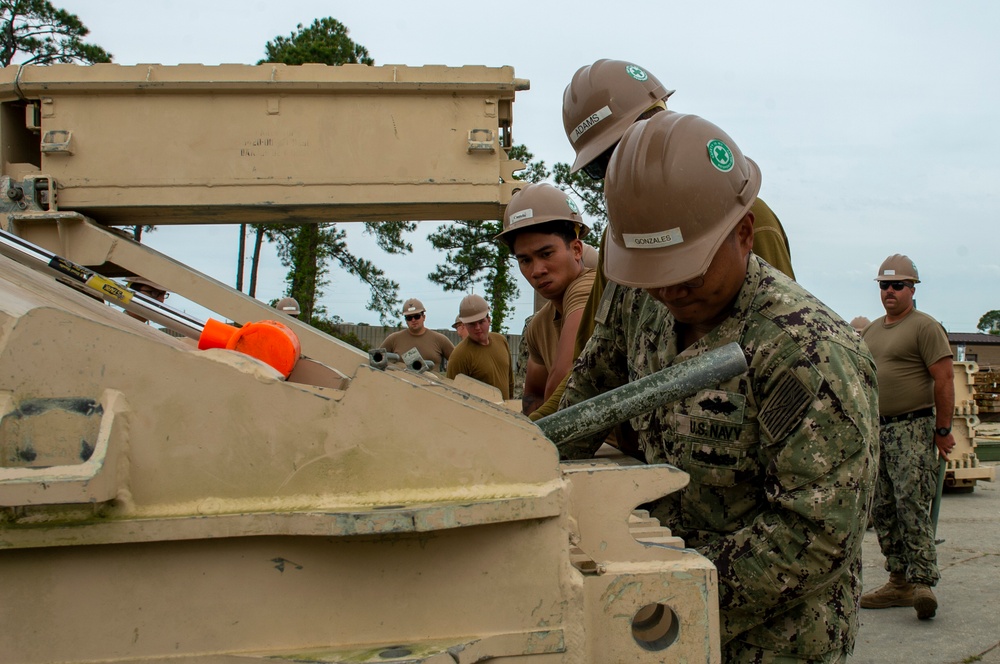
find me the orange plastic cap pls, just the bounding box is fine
[225,319,301,378]
[198,318,239,350]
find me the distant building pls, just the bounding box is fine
[949,333,1000,368]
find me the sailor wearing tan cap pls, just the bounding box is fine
[379,297,454,373]
[861,254,955,621]
[559,111,877,662]
[446,294,512,399]
[495,183,594,416]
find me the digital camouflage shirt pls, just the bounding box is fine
[561,256,879,658]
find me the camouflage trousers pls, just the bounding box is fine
[723,641,847,663]
[869,416,940,586]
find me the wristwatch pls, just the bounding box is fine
[935,426,951,437]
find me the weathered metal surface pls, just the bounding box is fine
[947,361,996,490]
[0,63,525,225]
[0,63,721,663]
[369,348,433,372]
[0,225,205,337]
[0,246,721,662]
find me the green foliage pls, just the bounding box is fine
[0,0,112,66]
[427,147,610,332]
[265,221,413,324]
[552,161,606,245]
[426,145,550,333]
[259,17,373,66]
[427,218,518,332]
[256,18,411,324]
[309,317,371,351]
[977,310,1000,335]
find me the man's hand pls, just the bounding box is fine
[935,430,955,461]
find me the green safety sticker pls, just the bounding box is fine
[625,65,649,81]
[566,198,580,214]
[626,65,648,82]
[707,139,734,173]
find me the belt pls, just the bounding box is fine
[879,407,934,426]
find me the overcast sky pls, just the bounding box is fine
[50,0,1000,333]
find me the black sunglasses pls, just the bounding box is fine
[404,313,423,321]
[879,281,911,291]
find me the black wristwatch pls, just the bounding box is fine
[935,426,951,437]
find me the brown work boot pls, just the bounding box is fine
[860,572,914,608]
[913,584,938,619]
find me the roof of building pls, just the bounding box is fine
[949,332,1000,345]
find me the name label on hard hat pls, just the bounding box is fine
[509,208,533,225]
[624,228,684,249]
[882,269,896,276]
[571,105,612,143]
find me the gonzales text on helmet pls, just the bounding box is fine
[603,112,761,289]
[562,59,675,176]
[495,182,589,248]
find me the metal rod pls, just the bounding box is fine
[0,226,204,339]
[932,455,947,540]
[535,342,749,446]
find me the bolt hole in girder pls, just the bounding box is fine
[378,646,412,659]
[631,602,680,652]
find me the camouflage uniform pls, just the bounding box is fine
[561,256,879,659]
[869,418,940,585]
[512,314,533,400]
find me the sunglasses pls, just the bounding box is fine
[404,313,423,321]
[879,281,911,291]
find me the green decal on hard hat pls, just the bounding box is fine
[707,139,734,173]
[625,65,648,82]
[566,198,580,215]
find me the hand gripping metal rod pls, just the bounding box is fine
[535,342,748,446]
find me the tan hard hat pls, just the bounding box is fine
[452,314,464,330]
[127,276,167,293]
[581,244,599,269]
[274,297,300,316]
[402,298,426,316]
[603,112,761,289]
[875,254,920,283]
[850,316,871,331]
[562,59,675,174]
[495,182,589,246]
[457,294,489,324]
